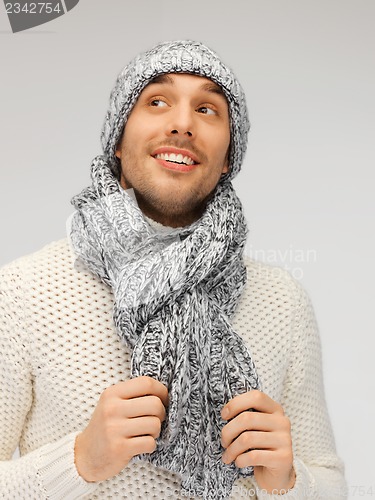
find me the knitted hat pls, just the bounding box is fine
[101,40,250,181]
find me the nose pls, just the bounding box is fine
[166,104,194,138]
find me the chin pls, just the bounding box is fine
[139,192,206,226]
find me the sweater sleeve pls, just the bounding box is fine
[252,279,347,499]
[0,261,98,499]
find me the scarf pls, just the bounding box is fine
[69,155,261,499]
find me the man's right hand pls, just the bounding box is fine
[74,376,169,482]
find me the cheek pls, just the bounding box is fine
[210,124,230,153]
[213,134,230,167]
[126,114,159,142]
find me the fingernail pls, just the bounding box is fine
[221,407,229,419]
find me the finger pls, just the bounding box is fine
[222,390,283,420]
[222,431,285,464]
[125,435,157,459]
[120,395,167,421]
[123,415,162,439]
[108,376,169,408]
[221,412,278,448]
[233,448,293,471]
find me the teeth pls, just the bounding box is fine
[155,153,195,165]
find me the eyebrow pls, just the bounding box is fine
[148,74,226,97]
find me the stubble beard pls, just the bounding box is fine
[120,151,216,228]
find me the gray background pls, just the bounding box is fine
[1,0,374,496]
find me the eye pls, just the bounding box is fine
[150,99,168,107]
[197,106,216,115]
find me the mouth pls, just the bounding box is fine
[154,152,197,166]
[151,147,200,172]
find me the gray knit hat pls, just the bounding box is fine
[101,40,250,181]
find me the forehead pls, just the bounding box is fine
[142,73,227,100]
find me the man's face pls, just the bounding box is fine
[115,73,230,227]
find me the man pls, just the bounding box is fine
[0,40,346,499]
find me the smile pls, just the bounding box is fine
[154,152,197,166]
[152,154,198,173]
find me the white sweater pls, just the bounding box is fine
[0,238,346,499]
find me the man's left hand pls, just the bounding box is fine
[221,390,296,494]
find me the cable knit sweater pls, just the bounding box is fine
[0,238,346,499]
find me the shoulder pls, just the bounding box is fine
[236,256,315,342]
[1,238,73,270]
[0,240,72,350]
[0,238,80,299]
[242,255,310,307]
[0,238,109,334]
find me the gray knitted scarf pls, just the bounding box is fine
[69,155,261,499]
